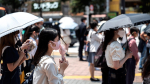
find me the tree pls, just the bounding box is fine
[70,0,105,14]
[138,0,150,13]
[0,0,26,9]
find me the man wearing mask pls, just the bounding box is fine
[78,17,87,61]
[126,27,140,84]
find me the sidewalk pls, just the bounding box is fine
[53,56,143,84]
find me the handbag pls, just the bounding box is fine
[94,42,107,68]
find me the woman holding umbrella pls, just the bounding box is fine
[102,28,133,84]
[0,32,29,84]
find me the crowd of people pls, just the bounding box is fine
[77,17,150,84]
[0,21,69,84]
[1,15,150,84]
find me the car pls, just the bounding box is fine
[43,21,78,47]
[0,7,6,18]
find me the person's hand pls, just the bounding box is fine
[21,39,32,50]
[135,57,139,65]
[59,57,69,71]
[22,55,27,61]
[19,51,25,60]
[85,41,89,44]
[126,50,133,59]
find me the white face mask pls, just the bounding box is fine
[118,30,125,37]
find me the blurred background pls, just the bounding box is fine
[0,0,149,23]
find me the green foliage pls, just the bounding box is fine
[60,0,69,3]
[0,0,25,9]
[138,0,150,13]
[70,0,105,14]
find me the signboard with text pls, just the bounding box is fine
[108,12,118,19]
[32,2,61,12]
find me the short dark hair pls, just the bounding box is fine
[90,22,97,29]
[81,17,86,22]
[130,27,139,35]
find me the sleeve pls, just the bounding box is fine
[129,40,139,59]
[110,42,125,61]
[44,63,64,84]
[92,34,103,42]
[5,47,18,63]
[87,30,91,42]
[141,25,146,32]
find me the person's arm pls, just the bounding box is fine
[110,43,132,70]
[129,40,139,65]
[113,56,130,70]
[7,51,24,72]
[44,63,64,84]
[140,32,146,41]
[18,56,26,66]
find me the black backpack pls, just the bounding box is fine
[22,71,34,84]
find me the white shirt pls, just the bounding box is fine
[28,37,37,59]
[105,41,125,68]
[87,29,92,42]
[89,29,104,52]
[61,29,70,37]
[33,55,64,84]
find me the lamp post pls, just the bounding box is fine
[121,0,125,14]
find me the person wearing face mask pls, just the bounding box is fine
[125,27,140,84]
[88,22,103,81]
[33,28,69,84]
[0,32,27,84]
[22,26,40,75]
[103,28,133,84]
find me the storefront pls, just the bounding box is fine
[26,0,66,21]
[109,0,142,14]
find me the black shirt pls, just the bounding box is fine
[1,47,20,84]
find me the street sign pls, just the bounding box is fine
[90,5,94,13]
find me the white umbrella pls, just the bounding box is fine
[0,12,44,37]
[59,17,74,23]
[59,22,78,29]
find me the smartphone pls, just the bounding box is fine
[62,57,64,61]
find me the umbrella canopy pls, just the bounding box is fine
[97,21,106,33]
[100,14,150,32]
[59,22,78,29]
[59,17,74,23]
[0,12,43,37]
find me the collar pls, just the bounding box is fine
[30,37,36,42]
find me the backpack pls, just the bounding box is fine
[22,57,50,84]
[94,42,107,68]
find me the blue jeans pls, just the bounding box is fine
[139,43,147,69]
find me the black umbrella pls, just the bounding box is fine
[100,14,150,32]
